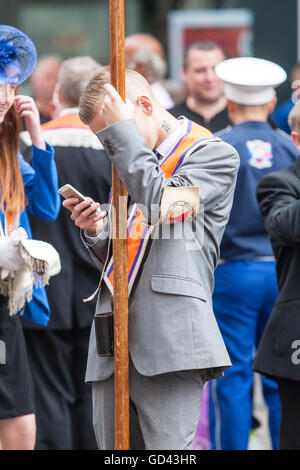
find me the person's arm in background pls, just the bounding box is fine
[15,94,60,221]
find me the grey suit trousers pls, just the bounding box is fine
[92,356,205,450]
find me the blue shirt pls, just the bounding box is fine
[0,143,60,325]
[272,98,294,134]
[219,121,298,260]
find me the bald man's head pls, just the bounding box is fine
[125,34,165,63]
[30,54,62,101]
[79,65,157,125]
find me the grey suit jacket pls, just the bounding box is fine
[84,119,239,382]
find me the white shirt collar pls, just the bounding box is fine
[155,116,187,159]
[59,107,79,117]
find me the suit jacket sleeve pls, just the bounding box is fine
[97,119,239,224]
[80,216,110,267]
[257,171,300,246]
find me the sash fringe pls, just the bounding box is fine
[0,239,60,317]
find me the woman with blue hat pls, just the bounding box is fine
[0,25,60,449]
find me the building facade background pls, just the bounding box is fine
[1,0,298,104]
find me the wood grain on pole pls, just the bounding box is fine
[109,0,130,450]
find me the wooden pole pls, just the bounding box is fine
[109,0,130,450]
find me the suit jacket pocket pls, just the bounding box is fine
[151,274,207,301]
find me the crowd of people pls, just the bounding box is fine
[0,23,299,451]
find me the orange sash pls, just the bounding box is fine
[42,113,88,131]
[0,211,17,237]
[5,212,15,236]
[103,119,217,296]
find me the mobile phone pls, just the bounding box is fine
[58,184,102,218]
[58,184,86,202]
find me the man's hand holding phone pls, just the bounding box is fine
[62,197,107,237]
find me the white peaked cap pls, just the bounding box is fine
[215,57,287,105]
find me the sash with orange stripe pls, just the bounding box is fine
[5,212,15,235]
[103,119,219,297]
[41,112,88,131]
[0,211,19,238]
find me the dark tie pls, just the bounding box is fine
[154,150,163,161]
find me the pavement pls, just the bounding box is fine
[0,372,273,451]
[249,373,273,450]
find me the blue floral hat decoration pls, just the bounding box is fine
[0,25,37,85]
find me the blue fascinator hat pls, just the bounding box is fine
[0,25,37,85]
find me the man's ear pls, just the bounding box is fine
[50,83,63,119]
[227,100,235,114]
[291,131,300,152]
[181,68,189,91]
[136,95,153,115]
[267,96,277,115]
[53,83,63,105]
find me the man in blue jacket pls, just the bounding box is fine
[209,57,299,450]
[272,63,300,134]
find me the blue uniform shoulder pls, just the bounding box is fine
[220,122,296,150]
[273,127,294,144]
[218,124,247,147]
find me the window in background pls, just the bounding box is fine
[168,8,254,85]
[18,1,141,64]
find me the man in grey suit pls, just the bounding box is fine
[62,67,239,450]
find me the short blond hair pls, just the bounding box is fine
[79,65,155,124]
[288,102,300,133]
